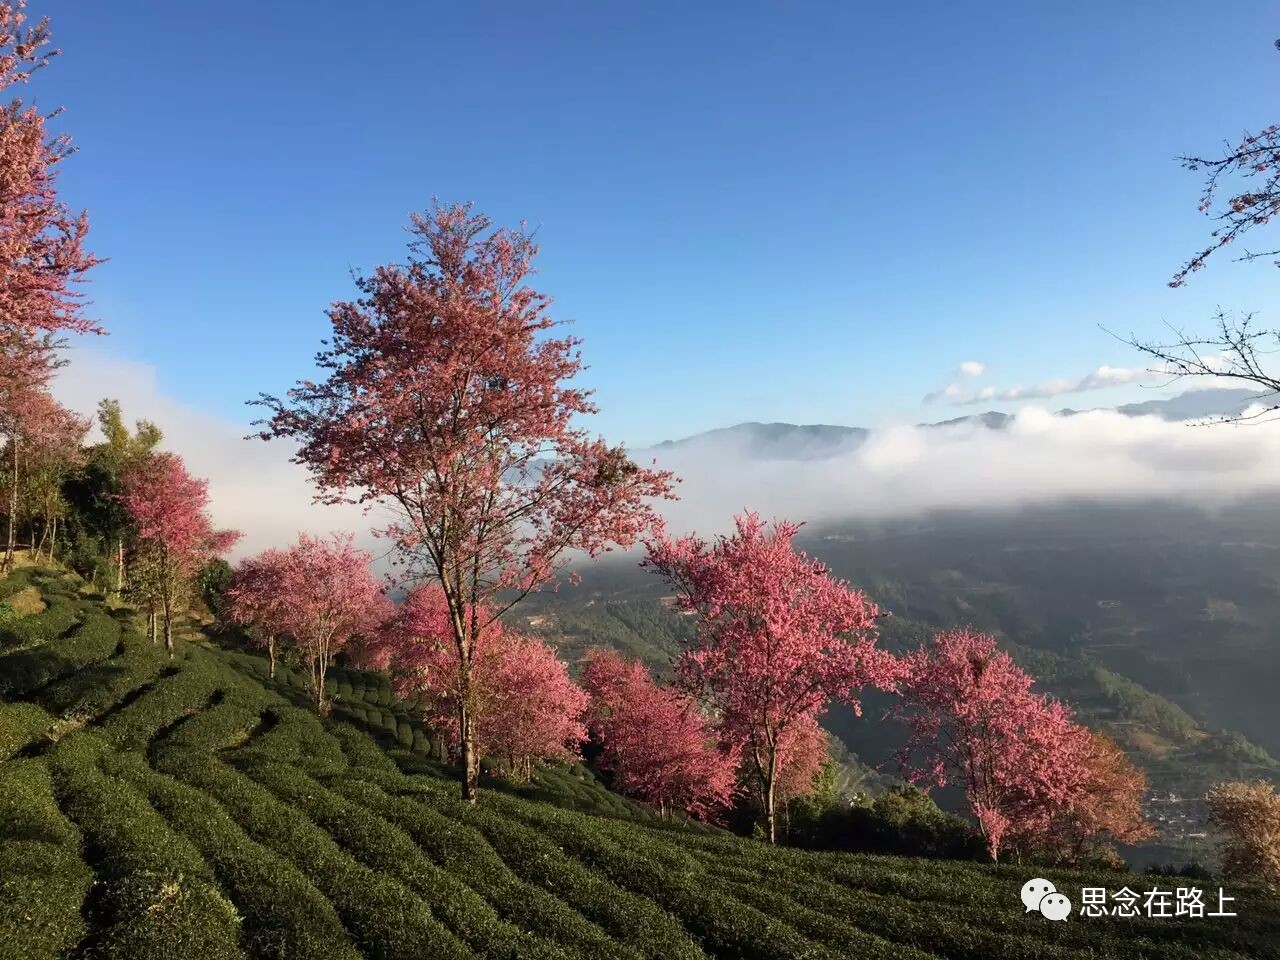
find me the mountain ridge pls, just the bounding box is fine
[649,388,1262,459]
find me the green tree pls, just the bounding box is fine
[62,399,161,590]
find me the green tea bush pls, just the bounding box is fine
[331,723,400,773]
[0,757,93,959]
[0,701,54,759]
[108,752,362,960]
[396,720,414,749]
[331,773,635,959]
[95,655,226,750]
[251,760,570,960]
[0,593,79,650]
[231,703,348,773]
[0,567,35,601]
[151,685,270,756]
[0,610,119,696]
[491,797,845,960]
[38,628,167,719]
[463,802,703,960]
[164,753,470,960]
[89,871,246,960]
[47,734,244,960]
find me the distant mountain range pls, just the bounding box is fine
[649,388,1263,460]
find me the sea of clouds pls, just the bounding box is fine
[56,350,1280,560]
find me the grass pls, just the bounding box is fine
[1,564,1278,959]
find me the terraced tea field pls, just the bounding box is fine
[2,568,1278,960]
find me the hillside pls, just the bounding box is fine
[3,566,1279,959]
[514,501,1280,865]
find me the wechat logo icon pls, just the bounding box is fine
[1021,878,1071,921]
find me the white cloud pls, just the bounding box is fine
[949,364,1154,406]
[646,405,1280,535]
[54,350,371,560]
[923,360,988,403]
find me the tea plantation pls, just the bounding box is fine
[2,567,1278,960]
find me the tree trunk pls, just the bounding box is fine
[764,747,779,844]
[148,607,157,644]
[162,588,174,657]
[459,698,479,803]
[313,651,330,714]
[116,539,125,592]
[47,515,56,561]
[267,635,276,678]
[4,438,18,570]
[34,517,48,561]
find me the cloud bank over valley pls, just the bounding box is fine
[59,351,1280,555]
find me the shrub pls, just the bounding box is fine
[463,801,703,960]
[251,761,568,960]
[95,656,226,750]
[330,773,634,959]
[107,752,362,960]
[46,734,244,960]
[160,752,470,960]
[796,786,985,860]
[0,758,93,959]
[0,702,54,760]
[38,629,167,719]
[0,593,80,650]
[330,723,400,774]
[230,703,348,773]
[151,685,271,757]
[0,610,119,697]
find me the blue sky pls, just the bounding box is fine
[44,0,1278,446]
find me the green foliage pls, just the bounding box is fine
[519,599,693,671]
[0,608,120,696]
[0,587,80,650]
[794,786,985,860]
[0,701,55,760]
[38,625,168,718]
[1090,664,1200,743]
[47,733,245,960]
[109,751,362,960]
[0,757,93,959]
[198,557,234,625]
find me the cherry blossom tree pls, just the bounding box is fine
[226,548,290,677]
[484,631,587,780]
[1116,118,1280,418]
[644,512,900,842]
[581,648,738,822]
[766,712,830,812]
[20,390,87,562]
[255,202,675,801]
[0,1,99,343]
[1041,729,1155,864]
[377,584,586,780]
[895,628,1092,862]
[269,532,389,714]
[1170,124,1280,288]
[1,382,85,568]
[118,453,240,654]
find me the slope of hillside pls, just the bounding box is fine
[2,567,1279,960]
[517,501,1280,862]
